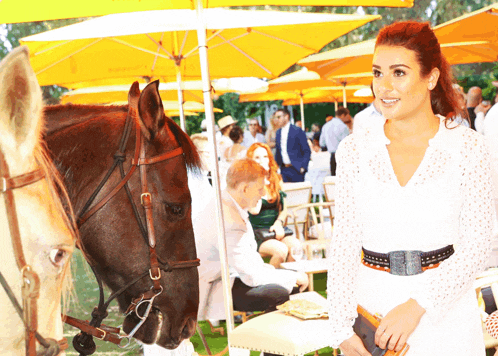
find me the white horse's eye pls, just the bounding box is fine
[49,249,69,267]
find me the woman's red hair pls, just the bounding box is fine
[246,143,282,204]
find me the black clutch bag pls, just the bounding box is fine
[353,305,409,356]
[253,226,293,242]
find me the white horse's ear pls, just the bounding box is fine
[0,46,43,159]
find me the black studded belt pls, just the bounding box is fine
[361,245,454,276]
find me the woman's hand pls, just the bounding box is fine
[374,298,425,352]
[269,220,285,240]
[339,334,372,356]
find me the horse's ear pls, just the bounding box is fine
[137,80,165,141]
[0,46,43,159]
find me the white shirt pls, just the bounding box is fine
[280,121,291,164]
[242,130,266,148]
[352,104,383,134]
[319,117,349,153]
[217,134,233,160]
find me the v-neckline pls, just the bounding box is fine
[382,117,443,188]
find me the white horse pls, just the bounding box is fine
[0,46,76,355]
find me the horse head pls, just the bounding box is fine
[45,81,201,350]
[0,47,76,355]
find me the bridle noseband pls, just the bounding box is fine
[0,153,69,356]
[65,92,200,355]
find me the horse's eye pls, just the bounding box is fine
[165,203,185,218]
[49,248,69,268]
[171,206,183,215]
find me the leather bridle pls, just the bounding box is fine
[0,151,69,356]
[64,89,200,356]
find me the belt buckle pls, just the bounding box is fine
[388,250,423,276]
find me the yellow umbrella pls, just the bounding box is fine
[281,87,373,107]
[60,79,268,104]
[433,3,498,44]
[21,9,380,85]
[269,68,373,92]
[101,100,223,112]
[0,0,412,24]
[299,38,498,79]
[21,8,379,131]
[268,68,373,114]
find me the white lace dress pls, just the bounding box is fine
[327,117,496,355]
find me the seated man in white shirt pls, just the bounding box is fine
[196,159,309,330]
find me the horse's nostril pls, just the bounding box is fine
[181,318,196,339]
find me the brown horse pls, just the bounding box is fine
[44,81,201,350]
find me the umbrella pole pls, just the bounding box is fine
[335,100,338,112]
[299,93,305,130]
[195,0,234,334]
[342,83,347,108]
[175,65,186,132]
[173,31,186,132]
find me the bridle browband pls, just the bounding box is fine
[64,90,200,356]
[0,154,69,356]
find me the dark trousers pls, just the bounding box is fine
[330,152,337,176]
[232,278,291,312]
[232,278,299,356]
[280,165,305,183]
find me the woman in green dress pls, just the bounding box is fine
[247,143,302,268]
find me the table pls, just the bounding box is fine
[281,259,328,291]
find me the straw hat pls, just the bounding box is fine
[218,115,236,130]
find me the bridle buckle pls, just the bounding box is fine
[141,192,151,205]
[149,268,161,281]
[95,327,107,341]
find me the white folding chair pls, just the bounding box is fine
[322,176,336,220]
[282,181,312,240]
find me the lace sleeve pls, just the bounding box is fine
[411,133,496,322]
[327,136,363,348]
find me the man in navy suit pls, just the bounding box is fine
[274,108,311,182]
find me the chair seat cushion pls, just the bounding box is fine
[229,310,331,355]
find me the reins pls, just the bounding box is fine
[0,154,69,356]
[64,87,199,356]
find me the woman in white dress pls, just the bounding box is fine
[328,21,496,355]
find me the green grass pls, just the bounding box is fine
[66,250,334,355]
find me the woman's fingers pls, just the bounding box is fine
[394,333,408,352]
[374,324,387,345]
[387,332,401,350]
[378,330,391,350]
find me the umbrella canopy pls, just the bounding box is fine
[299,38,498,79]
[0,0,412,24]
[433,3,498,44]
[103,100,223,112]
[239,85,369,102]
[268,67,372,92]
[20,9,380,87]
[281,87,373,105]
[60,79,268,104]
